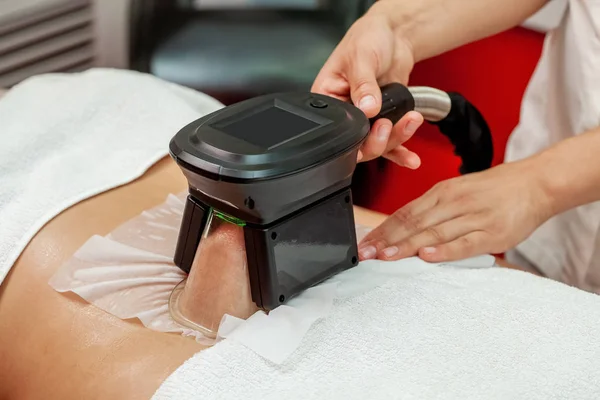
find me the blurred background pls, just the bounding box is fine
[0,0,565,213]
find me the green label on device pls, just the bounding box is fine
[213,209,246,227]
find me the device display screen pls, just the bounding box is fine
[272,193,355,299]
[218,106,320,149]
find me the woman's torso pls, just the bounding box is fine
[0,158,206,400]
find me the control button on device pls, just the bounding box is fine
[309,99,328,108]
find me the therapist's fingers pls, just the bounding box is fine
[359,112,423,164]
[311,46,348,97]
[311,69,350,101]
[417,231,488,262]
[359,118,393,162]
[375,214,483,261]
[360,200,468,260]
[357,180,475,259]
[384,146,421,169]
[346,55,382,118]
[358,193,440,257]
[385,111,423,151]
[381,111,423,167]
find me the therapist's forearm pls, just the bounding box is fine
[368,0,548,62]
[536,126,600,216]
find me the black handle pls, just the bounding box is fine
[357,83,493,175]
[368,83,415,127]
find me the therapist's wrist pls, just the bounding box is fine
[534,127,600,217]
[366,0,430,63]
[526,152,564,220]
[531,139,588,219]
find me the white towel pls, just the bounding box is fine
[0,68,223,285]
[154,262,600,400]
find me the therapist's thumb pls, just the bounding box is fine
[347,59,381,118]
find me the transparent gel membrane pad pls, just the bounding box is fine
[48,192,378,345]
[169,209,259,336]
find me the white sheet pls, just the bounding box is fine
[154,261,600,399]
[0,68,223,285]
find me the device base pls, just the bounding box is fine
[174,187,359,311]
[244,187,358,310]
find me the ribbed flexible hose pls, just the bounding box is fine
[407,86,452,122]
[371,83,493,174]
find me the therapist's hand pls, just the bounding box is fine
[311,12,423,169]
[357,158,555,262]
